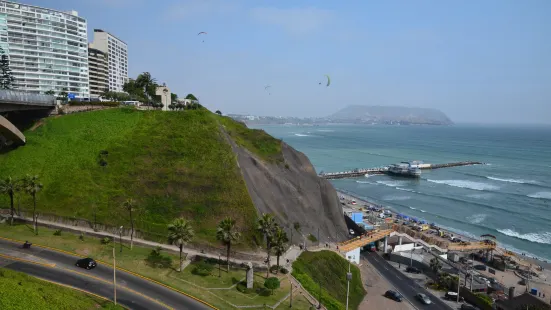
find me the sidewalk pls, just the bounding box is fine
[11,214,303,268]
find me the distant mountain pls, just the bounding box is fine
[328,105,453,125]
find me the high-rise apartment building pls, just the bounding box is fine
[87,47,108,98]
[0,1,89,98]
[90,29,128,92]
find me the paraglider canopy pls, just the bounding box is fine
[197,32,207,42]
[264,85,271,95]
[324,74,331,87]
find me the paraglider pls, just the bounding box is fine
[197,31,207,42]
[319,74,331,87]
[264,85,271,95]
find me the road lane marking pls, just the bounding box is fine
[0,234,217,309]
[0,252,56,268]
[34,277,113,303]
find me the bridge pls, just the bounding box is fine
[0,90,56,145]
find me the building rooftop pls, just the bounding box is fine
[94,29,127,45]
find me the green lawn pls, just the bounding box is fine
[0,267,123,310]
[292,251,366,310]
[218,115,283,163]
[0,108,258,247]
[0,224,308,309]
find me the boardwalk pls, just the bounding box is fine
[338,229,394,252]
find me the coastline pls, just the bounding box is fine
[335,188,551,270]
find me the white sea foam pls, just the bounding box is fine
[527,192,551,199]
[355,180,371,184]
[382,195,411,201]
[467,214,487,224]
[316,129,334,132]
[294,133,311,137]
[409,206,416,210]
[420,210,427,213]
[467,193,493,199]
[427,179,499,191]
[486,176,537,184]
[497,229,551,245]
[376,180,408,187]
[395,187,418,193]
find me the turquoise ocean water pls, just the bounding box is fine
[255,124,551,261]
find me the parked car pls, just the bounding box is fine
[416,293,432,305]
[406,266,422,274]
[474,264,487,271]
[76,258,97,270]
[461,304,480,310]
[445,291,459,300]
[384,290,403,302]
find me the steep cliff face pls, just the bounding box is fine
[228,138,349,244]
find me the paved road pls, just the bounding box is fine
[0,238,212,310]
[363,252,452,310]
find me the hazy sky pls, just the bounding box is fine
[38,0,550,124]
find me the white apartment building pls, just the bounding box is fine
[90,29,128,92]
[0,1,89,98]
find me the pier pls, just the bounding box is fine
[320,161,483,180]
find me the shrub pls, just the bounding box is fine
[264,277,280,295]
[475,293,493,307]
[53,229,62,236]
[270,265,279,273]
[284,163,290,169]
[68,101,120,107]
[307,234,317,242]
[192,261,214,276]
[145,248,173,269]
[280,267,289,274]
[101,237,112,245]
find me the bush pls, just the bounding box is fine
[192,261,214,276]
[53,229,62,236]
[101,237,112,245]
[145,248,173,269]
[307,234,317,242]
[475,293,493,307]
[280,267,288,274]
[68,101,120,107]
[236,281,255,294]
[264,277,280,295]
[270,265,279,273]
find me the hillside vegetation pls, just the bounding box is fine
[292,251,366,310]
[0,108,271,246]
[0,268,122,310]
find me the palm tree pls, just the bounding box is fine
[271,226,289,273]
[257,213,277,277]
[167,218,194,272]
[23,175,43,235]
[430,257,442,273]
[216,217,241,272]
[0,177,17,225]
[136,72,157,103]
[123,198,137,250]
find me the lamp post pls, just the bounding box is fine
[119,226,123,253]
[113,247,117,305]
[346,261,352,310]
[218,253,221,278]
[289,278,293,308]
[410,245,414,266]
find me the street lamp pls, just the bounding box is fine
[218,253,221,278]
[119,226,123,253]
[346,259,352,310]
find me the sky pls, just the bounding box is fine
[32,0,551,124]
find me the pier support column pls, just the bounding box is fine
[399,236,403,246]
[383,236,388,253]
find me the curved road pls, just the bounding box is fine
[0,238,212,310]
[363,251,451,310]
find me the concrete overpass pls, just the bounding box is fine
[0,90,56,145]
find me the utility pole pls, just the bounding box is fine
[218,254,221,278]
[410,246,414,266]
[346,262,352,310]
[113,247,117,305]
[119,226,123,253]
[470,259,473,291]
[317,227,320,246]
[289,278,293,308]
[456,270,460,303]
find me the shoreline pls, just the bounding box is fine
[335,188,551,270]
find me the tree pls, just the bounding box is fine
[123,198,137,250]
[271,226,289,273]
[257,213,277,277]
[215,110,222,115]
[0,177,17,225]
[185,93,198,101]
[216,217,241,272]
[167,218,194,272]
[23,175,43,235]
[57,88,68,101]
[264,277,280,295]
[171,93,178,103]
[44,90,56,96]
[136,72,157,103]
[430,257,442,274]
[0,48,15,89]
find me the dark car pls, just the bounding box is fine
[461,304,480,310]
[416,293,432,305]
[76,258,97,270]
[406,266,421,274]
[474,264,487,271]
[384,290,403,302]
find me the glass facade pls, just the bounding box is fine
[0,1,89,98]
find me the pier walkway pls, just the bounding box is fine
[321,161,483,180]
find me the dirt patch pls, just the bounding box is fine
[29,121,44,131]
[75,248,90,256]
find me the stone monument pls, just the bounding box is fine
[246,262,254,289]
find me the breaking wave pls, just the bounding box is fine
[486,176,538,184]
[376,180,409,188]
[382,195,411,201]
[427,179,499,191]
[497,229,551,245]
[467,214,487,224]
[294,133,311,137]
[528,192,551,199]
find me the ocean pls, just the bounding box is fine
[254,124,551,261]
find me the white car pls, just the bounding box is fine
[416,293,432,305]
[349,229,355,235]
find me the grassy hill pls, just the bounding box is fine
[292,251,366,310]
[0,268,122,310]
[0,108,283,246]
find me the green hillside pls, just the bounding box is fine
[0,268,123,310]
[0,108,275,246]
[292,251,366,310]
